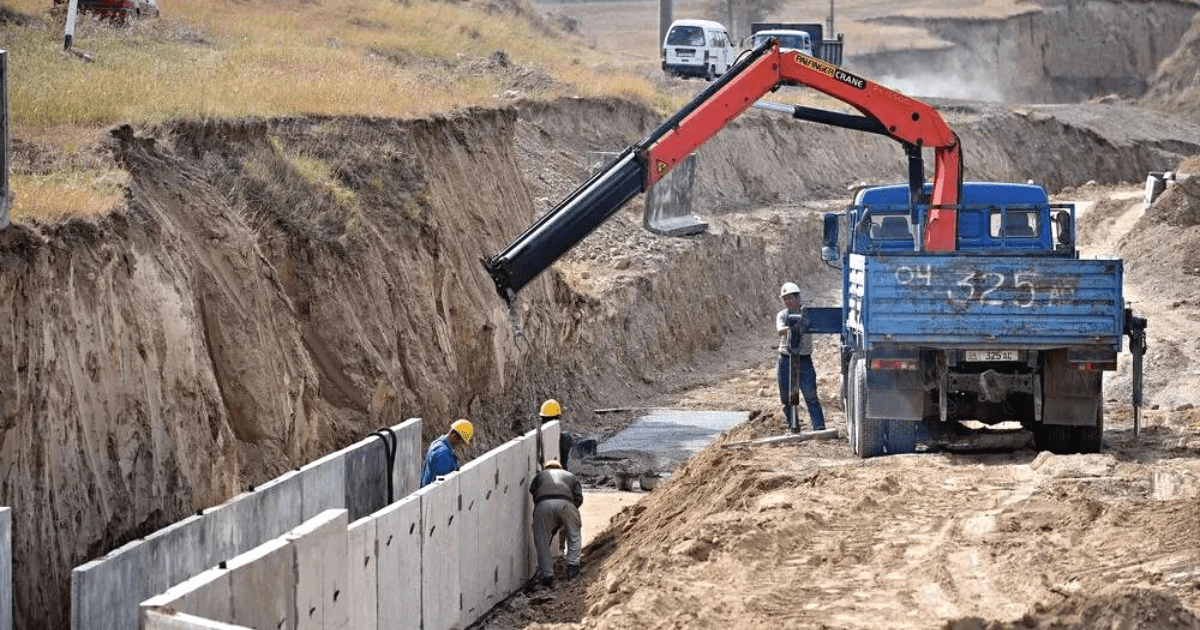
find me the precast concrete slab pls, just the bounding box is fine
[139,566,232,626]
[456,452,498,622]
[0,508,10,630]
[136,514,208,611]
[391,418,424,500]
[346,436,391,521]
[300,449,347,522]
[287,509,349,630]
[374,495,421,630]
[346,517,377,630]
[419,477,460,630]
[596,409,749,469]
[143,610,252,630]
[489,440,527,595]
[72,538,142,630]
[225,538,294,630]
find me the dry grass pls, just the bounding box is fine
[9,169,128,221]
[1,0,657,220]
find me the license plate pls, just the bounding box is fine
[965,350,1019,362]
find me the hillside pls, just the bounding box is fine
[2,0,1200,628]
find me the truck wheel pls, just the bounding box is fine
[853,358,885,458]
[885,420,918,454]
[1034,406,1104,454]
[1074,406,1104,453]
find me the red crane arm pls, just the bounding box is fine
[642,45,963,252]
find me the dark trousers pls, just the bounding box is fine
[777,353,826,431]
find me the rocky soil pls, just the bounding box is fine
[3,0,1200,628]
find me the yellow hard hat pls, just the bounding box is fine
[539,399,561,418]
[451,419,474,444]
[543,459,562,469]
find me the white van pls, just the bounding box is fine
[743,29,813,56]
[661,19,737,81]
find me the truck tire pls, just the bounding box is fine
[1075,406,1104,453]
[852,358,885,458]
[885,420,918,454]
[1034,409,1103,454]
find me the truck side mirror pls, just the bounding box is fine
[1053,210,1073,248]
[822,213,840,261]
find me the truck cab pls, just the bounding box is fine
[662,19,737,80]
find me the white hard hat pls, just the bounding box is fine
[780,282,801,298]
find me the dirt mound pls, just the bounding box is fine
[948,587,1200,629]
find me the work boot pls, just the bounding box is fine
[540,576,554,589]
[567,564,581,580]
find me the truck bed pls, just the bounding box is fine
[848,253,1125,349]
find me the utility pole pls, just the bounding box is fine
[658,0,672,55]
[64,0,79,50]
[827,0,835,37]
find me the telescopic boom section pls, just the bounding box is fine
[482,41,963,301]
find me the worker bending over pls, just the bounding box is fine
[529,459,583,588]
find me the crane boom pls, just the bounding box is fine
[483,40,963,301]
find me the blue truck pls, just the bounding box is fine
[808,182,1146,457]
[483,40,1147,457]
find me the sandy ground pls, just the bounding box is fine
[473,170,1200,629]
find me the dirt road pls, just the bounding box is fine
[476,179,1200,628]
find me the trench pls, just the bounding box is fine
[5,20,1200,629]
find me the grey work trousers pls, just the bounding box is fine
[532,498,582,579]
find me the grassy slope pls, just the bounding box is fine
[1,0,659,220]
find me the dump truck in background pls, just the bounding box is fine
[751,22,843,65]
[482,40,1146,458]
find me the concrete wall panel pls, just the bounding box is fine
[419,479,460,630]
[346,517,377,630]
[456,454,497,622]
[392,419,423,500]
[493,439,533,595]
[300,450,347,522]
[345,438,389,520]
[139,566,232,626]
[71,539,141,630]
[0,508,10,630]
[143,609,252,630]
[374,495,421,630]
[287,509,349,630]
[226,538,294,630]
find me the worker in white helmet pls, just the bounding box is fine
[529,459,583,588]
[776,283,826,432]
[420,419,474,486]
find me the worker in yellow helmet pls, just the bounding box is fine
[420,419,474,486]
[539,399,576,470]
[529,459,583,588]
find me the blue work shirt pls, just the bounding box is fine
[420,435,459,486]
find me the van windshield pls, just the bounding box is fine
[667,26,706,47]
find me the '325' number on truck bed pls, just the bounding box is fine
[893,266,1074,308]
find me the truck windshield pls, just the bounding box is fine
[668,26,706,47]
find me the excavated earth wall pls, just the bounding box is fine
[850,0,1199,103]
[3,95,1200,628]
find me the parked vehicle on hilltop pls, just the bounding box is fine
[77,0,159,22]
[742,29,813,56]
[661,19,736,81]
